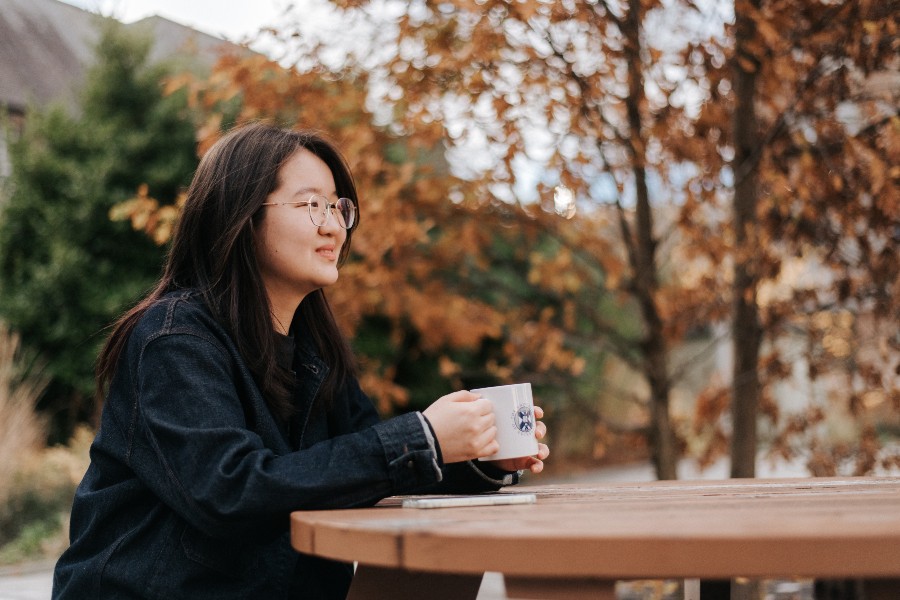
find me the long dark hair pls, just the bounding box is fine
[96,123,360,422]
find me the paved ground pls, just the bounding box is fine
[0,564,506,600]
[0,562,54,600]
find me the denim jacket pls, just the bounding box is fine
[52,290,518,599]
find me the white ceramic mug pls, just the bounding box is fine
[473,383,539,461]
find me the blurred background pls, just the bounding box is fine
[0,0,897,577]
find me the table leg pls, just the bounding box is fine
[700,579,730,599]
[863,579,900,600]
[683,578,700,600]
[503,575,617,600]
[347,565,482,600]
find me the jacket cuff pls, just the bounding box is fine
[374,412,443,490]
[417,412,444,465]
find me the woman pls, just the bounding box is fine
[52,123,549,599]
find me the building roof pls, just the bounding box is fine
[0,0,240,115]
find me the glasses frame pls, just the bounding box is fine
[260,194,356,229]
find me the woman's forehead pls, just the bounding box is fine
[276,149,336,193]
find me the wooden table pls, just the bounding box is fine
[290,477,900,599]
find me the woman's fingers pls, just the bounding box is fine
[474,426,499,456]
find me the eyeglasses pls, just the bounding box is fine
[260,194,356,229]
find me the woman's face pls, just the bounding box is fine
[255,148,348,312]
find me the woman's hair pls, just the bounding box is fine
[96,122,359,422]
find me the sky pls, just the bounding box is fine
[59,0,287,42]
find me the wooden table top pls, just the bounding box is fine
[290,477,900,580]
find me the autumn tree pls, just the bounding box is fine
[277,0,731,479]
[741,0,899,475]
[310,0,899,478]
[120,0,898,479]
[684,0,899,476]
[729,0,764,477]
[125,48,595,433]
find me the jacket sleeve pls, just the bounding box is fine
[341,383,520,494]
[125,332,442,541]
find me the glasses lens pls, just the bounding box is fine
[307,195,328,226]
[336,198,356,229]
[306,195,355,229]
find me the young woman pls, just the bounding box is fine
[52,123,549,599]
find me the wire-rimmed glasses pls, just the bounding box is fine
[260,194,356,229]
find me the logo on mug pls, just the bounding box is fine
[511,404,535,435]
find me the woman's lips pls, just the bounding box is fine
[316,245,337,260]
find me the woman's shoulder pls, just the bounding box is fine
[134,289,222,340]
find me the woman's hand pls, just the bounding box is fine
[487,406,549,474]
[423,391,499,463]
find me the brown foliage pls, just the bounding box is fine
[123,44,591,416]
[114,0,899,475]
[687,0,899,473]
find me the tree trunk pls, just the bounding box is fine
[730,0,763,479]
[623,0,677,480]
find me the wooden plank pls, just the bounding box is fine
[290,511,403,568]
[401,529,900,578]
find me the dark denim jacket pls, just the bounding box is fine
[52,290,518,599]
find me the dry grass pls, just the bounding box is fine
[0,425,93,563]
[0,323,92,564]
[0,323,48,502]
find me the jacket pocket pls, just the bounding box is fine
[180,527,259,577]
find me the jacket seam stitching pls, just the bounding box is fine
[131,330,233,531]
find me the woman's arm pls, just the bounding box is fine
[125,333,443,541]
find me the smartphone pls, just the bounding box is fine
[401,493,537,509]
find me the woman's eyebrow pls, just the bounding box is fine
[293,187,338,198]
